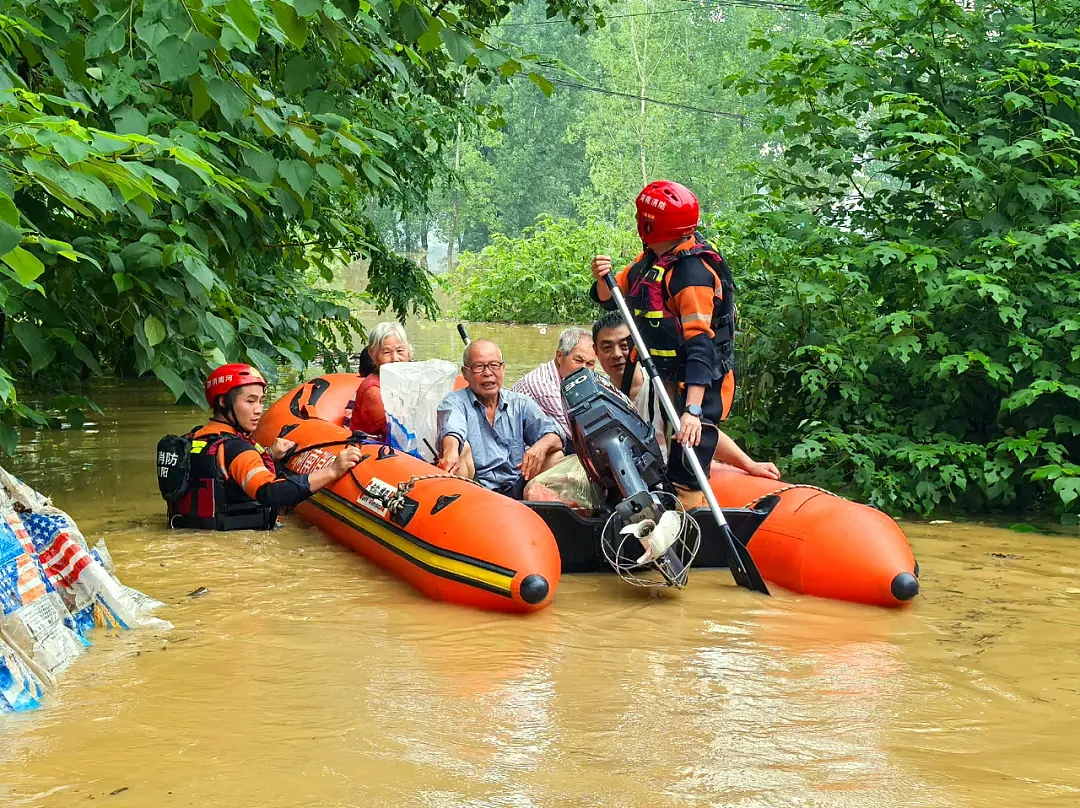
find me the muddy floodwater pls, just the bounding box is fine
[1,319,1078,808]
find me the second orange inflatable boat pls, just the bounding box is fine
[253,375,561,612]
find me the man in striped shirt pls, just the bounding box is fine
[510,327,597,438]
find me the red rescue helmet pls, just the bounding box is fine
[636,180,700,245]
[205,363,266,407]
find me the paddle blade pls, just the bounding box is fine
[722,523,770,595]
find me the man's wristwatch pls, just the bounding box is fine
[686,404,703,418]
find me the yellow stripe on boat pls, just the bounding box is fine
[309,490,515,596]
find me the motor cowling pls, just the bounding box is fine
[561,369,695,587]
[562,368,667,507]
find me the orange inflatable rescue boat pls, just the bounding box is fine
[253,375,560,612]
[708,467,918,607]
[533,465,918,609]
[258,374,918,610]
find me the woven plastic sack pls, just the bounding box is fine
[0,466,170,709]
[0,634,44,712]
[524,455,601,515]
[381,359,459,462]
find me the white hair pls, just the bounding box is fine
[463,339,502,367]
[557,326,591,355]
[366,322,413,360]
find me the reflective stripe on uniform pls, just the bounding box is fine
[242,467,264,489]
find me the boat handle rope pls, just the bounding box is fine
[278,434,488,513]
[276,432,375,468]
[740,483,837,510]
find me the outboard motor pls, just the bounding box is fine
[561,368,699,588]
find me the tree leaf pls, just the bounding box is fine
[72,341,101,374]
[144,315,168,347]
[316,163,343,188]
[0,222,21,256]
[397,2,428,42]
[226,0,262,45]
[120,241,163,270]
[271,1,308,47]
[207,77,250,122]
[182,255,218,290]
[417,26,443,54]
[12,321,56,374]
[0,424,19,456]
[279,159,314,197]
[203,311,236,349]
[135,18,170,50]
[286,125,317,155]
[60,169,117,213]
[113,271,132,293]
[440,28,474,64]
[35,130,93,165]
[189,73,211,120]
[289,0,323,17]
[0,192,18,226]
[243,148,279,182]
[253,105,286,135]
[133,317,153,375]
[528,71,554,97]
[2,247,44,285]
[158,35,203,82]
[112,105,149,136]
[153,364,187,401]
[284,56,315,95]
[245,346,276,374]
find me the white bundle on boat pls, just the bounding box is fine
[381,359,460,461]
[0,466,170,712]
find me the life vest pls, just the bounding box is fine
[164,426,277,531]
[625,234,736,390]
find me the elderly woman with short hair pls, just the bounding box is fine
[349,322,413,440]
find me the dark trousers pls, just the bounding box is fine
[666,378,725,490]
[493,476,527,501]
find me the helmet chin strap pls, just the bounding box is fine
[215,391,244,432]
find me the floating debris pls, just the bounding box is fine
[0,466,170,713]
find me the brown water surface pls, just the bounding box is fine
[1,319,1078,808]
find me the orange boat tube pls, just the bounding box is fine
[253,375,561,613]
[707,465,918,608]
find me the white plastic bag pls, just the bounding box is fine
[380,359,459,462]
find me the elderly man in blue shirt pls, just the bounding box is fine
[437,338,565,500]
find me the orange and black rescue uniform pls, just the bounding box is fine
[590,233,736,489]
[167,421,314,530]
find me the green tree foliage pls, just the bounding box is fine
[566,0,778,222]
[435,0,789,256]
[443,214,639,323]
[720,0,1080,520]
[0,0,603,449]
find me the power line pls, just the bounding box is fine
[502,7,701,24]
[486,34,753,120]
[547,77,750,122]
[499,0,808,25]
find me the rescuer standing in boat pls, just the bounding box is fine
[590,180,737,511]
[161,363,362,530]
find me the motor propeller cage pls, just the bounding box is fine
[561,369,701,588]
